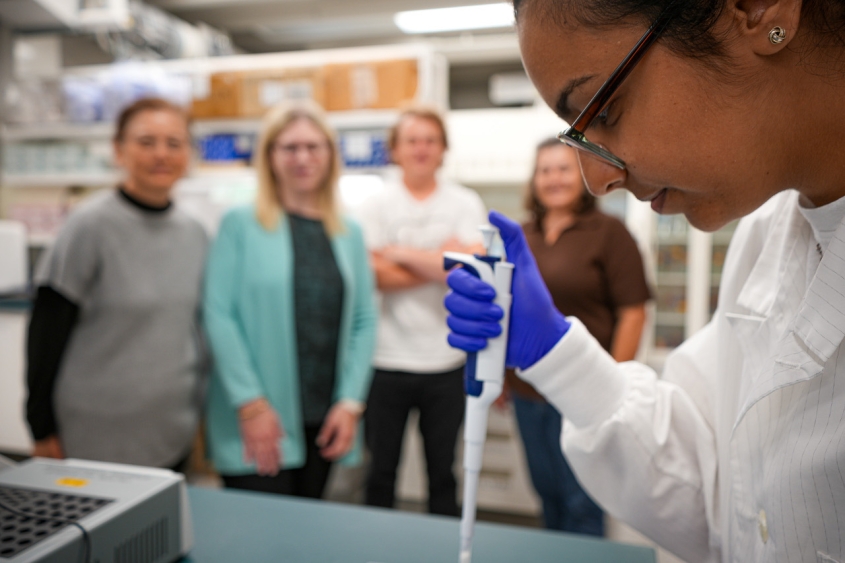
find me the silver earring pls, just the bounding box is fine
[769,26,786,44]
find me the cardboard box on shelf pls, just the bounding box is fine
[192,68,326,118]
[190,96,217,119]
[241,69,326,117]
[324,59,418,111]
[190,72,240,118]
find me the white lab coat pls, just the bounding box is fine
[520,190,845,563]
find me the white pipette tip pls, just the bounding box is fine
[459,548,472,563]
[479,224,497,255]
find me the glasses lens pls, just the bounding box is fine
[558,128,626,170]
[276,142,328,157]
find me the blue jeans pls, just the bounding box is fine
[512,395,604,536]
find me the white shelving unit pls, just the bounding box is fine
[1,42,447,190]
[0,43,447,251]
[58,42,448,108]
[628,200,738,370]
[0,172,120,188]
[1,122,114,142]
[1,109,405,143]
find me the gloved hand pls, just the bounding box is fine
[445,210,571,370]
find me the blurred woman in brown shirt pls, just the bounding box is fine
[507,138,651,536]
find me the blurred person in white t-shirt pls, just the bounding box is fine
[355,106,487,515]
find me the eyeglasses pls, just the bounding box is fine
[131,135,189,152]
[557,2,678,170]
[273,142,328,158]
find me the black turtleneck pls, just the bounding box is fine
[118,187,172,213]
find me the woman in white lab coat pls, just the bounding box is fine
[444,1,845,562]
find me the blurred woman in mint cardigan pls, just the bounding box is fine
[203,101,377,498]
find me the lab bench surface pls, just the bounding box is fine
[183,487,656,563]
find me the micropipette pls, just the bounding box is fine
[444,225,513,563]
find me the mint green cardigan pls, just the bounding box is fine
[203,206,377,474]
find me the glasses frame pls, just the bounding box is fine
[558,2,678,169]
[272,141,330,159]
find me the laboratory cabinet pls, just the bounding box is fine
[620,192,738,369]
[650,215,736,349]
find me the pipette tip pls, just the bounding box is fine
[459,548,472,563]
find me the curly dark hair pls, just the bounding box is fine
[513,0,845,66]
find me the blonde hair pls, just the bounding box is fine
[253,100,343,235]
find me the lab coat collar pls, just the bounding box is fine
[734,195,806,319]
[791,212,845,364]
[733,191,845,366]
[727,193,836,432]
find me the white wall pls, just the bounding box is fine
[443,104,566,187]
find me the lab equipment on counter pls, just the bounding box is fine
[0,458,192,563]
[443,225,513,563]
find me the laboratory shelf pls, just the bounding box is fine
[191,119,262,137]
[190,110,401,136]
[655,312,686,327]
[1,122,114,142]
[656,272,687,286]
[327,109,401,130]
[1,172,120,188]
[655,234,689,245]
[1,167,385,190]
[3,109,402,144]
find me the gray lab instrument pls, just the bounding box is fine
[0,458,191,563]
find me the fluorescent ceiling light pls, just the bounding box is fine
[394,3,514,34]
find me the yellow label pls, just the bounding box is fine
[55,477,88,488]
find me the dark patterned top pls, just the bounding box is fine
[289,214,344,425]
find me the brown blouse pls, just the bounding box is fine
[507,208,652,401]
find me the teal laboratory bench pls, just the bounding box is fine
[184,487,656,562]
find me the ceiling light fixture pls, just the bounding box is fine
[394,3,514,34]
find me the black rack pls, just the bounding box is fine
[0,485,110,559]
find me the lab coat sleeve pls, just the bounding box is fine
[202,211,265,408]
[336,220,378,403]
[519,317,720,563]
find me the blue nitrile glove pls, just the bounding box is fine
[445,210,571,370]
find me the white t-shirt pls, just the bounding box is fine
[355,174,487,372]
